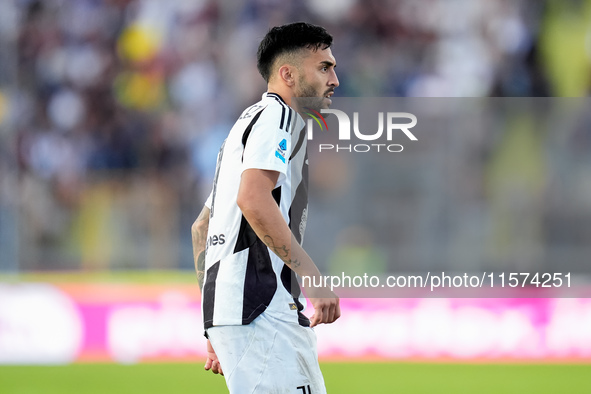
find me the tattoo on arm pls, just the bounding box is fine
[196,251,205,291]
[263,235,301,269]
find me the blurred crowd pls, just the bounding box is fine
[0,0,590,271]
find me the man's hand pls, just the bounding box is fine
[204,339,223,376]
[307,287,341,327]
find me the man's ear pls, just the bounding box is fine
[278,65,296,87]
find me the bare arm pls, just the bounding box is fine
[237,169,340,327]
[191,205,210,291]
[192,206,223,375]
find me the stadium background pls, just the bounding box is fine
[1,0,591,393]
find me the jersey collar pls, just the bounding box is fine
[264,92,287,105]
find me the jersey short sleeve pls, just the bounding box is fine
[204,190,213,209]
[241,105,291,183]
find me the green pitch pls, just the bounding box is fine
[1,363,590,393]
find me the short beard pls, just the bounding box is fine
[295,75,325,112]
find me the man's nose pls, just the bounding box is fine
[329,70,339,87]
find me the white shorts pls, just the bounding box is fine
[206,312,326,394]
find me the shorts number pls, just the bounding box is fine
[297,385,311,394]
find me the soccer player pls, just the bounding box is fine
[191,22,340,393]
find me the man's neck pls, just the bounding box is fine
[267,86,295,109]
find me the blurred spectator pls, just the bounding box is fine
[2,0,591,272]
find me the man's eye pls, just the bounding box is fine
[322,67,328,72]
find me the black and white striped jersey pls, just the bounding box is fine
[202,92,309,329]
